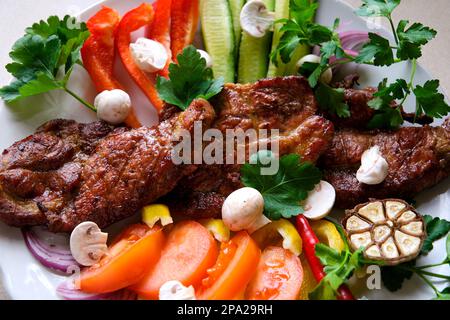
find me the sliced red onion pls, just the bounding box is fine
[22,227,79,273]
[339,31,369,52]
[56,281,137,300]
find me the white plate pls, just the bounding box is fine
[0,0,448,300]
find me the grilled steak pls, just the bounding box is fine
[165,77,334,218]
[321,118,450,208]
[0,99,215,232]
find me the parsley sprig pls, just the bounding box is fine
[240,150,322,220]
[0,16,94,110]
[156,46,224,110]
[272,0,449,129]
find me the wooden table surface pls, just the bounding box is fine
[0,0,449,300]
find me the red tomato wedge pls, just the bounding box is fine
[78,224,165,294]
[131,220,218,299]
[245,246,304,300]
[197,231,261,300]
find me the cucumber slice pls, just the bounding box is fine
[228,0,245,50]
[201,0,236,83]
[237,0,275,84]
[267,0,290,78]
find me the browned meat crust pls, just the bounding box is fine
[0,100,215,232]
[321,118,450,208]
[165,77,334,219]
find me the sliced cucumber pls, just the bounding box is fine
[228,0,245,51]
[237,0,275,84]
[267,0,291,78]
[201,0,236,83]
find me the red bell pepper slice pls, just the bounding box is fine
[116,3,164,112]
[81,6,141,128]
[296,215,355,300]
[147,0,172,78]
[170,0,200,61]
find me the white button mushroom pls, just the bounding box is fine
[222,187,271,234]
[356,146,389,185]
[94,89,131,125]
[70,222,108,266]
[197,49,213,68]
[240,0,275,38]
[159,281,196,300]
[130,38,168,73]
[302,180,336,220]
[296,54,333,84]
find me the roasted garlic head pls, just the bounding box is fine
[342,199,426,265]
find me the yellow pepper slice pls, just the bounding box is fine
[199,219,230,242]
[310,220,345,252]
[298,255,317,300]
[252,219,302,256]
[142,204,173,228]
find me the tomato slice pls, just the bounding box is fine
[131,220,218,299]
[78,224,165,293]
[245,246,303,300]
[197,231,261,300]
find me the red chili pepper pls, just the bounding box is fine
[147,0,172,78]
[81,7,141,128]
[116,3,164,112]
[170,0,200,60]
[296,215,355,300]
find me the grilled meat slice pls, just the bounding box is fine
[321,118,450,208]
[165,77,334,219]
[0,100,215,232]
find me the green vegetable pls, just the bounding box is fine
[267,0,291,77]
[315,83,350,118]
[381,216,450,299]
[422,215,450,254]
[156,46,224,110]
[366,78,407,129]
[356,0,400,17]
[200,0,236,83]
[284,0,318,75]
[414,80,450,118]
[228,0,245,52]
[238,0,275,83]
[354,33,394,66]
[272,0,449,128]
[240,150,321,220]
[310,245,364,300]
[0,16,92,110]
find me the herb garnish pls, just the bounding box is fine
[0,16,93,110]
[271,0,449,129]
[156,46,224,110]
[240,150,322,220]
[381,216,450,300]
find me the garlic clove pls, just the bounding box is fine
[358,201,386,224]
[385,201,406,220]
[366,245,382,258]
[350,231,372,249]
[381,237,399,259]
[373,225,391,243]
[345,215,371,232]
[394,230,421,256]
[400,221,424,236]
[397,210,417,224]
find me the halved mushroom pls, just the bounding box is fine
[70,222,108,266]
[342,199,426,266]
